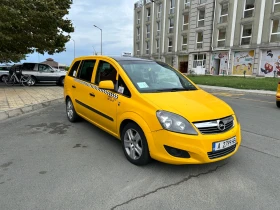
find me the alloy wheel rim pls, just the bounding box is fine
[67,100,74,119]
[124,129,143,160]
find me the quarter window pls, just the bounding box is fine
[77,60,96,82]
[117,76,131,97]
[95,61,117,85]
[68,61,81,77]
[244,0,255,18]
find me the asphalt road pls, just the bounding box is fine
[0,90,279,210]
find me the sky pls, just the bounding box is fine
[20,0,135,66]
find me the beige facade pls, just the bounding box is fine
[133,0,280,77]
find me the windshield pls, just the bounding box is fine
[118,60,197,93]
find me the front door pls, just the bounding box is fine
[90,59,118,134]
[38,64,57,81]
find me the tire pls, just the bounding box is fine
[277,101,280,108]
[4,76,15,86]
[1,75,8,83]
[121,122,151,166]
[28,76,36,86]
[66,98,79,122]
[59,77,65,86]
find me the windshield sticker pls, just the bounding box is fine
[118,86,124,94]
[137,82,149,88]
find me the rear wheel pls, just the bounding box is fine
[4,76,15,86]
[28,76,36,86]
[1,75,8,83]
[277,101,280,108]
[66,98,79,122]
[121,122,151,166]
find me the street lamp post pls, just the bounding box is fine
[71,39,76,59]
[93,25,102,55]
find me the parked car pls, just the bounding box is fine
[18,62,66,86]
[64,56,241,166]
[277,81,280,108]
[0,66,11,82]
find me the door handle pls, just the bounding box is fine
[72,85,76,88]
[89,93,95,97]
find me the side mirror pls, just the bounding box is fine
[99,80,114,90]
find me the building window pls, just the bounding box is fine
[170,0,175,14]
[244,0,255,18]
[168,38,173,52]
[183,14,189,31]
[196,32,203,48]
[198,9,205,27]
[136,43,140,55]
[157,21,161,36]
[218,28,226,47]
[184,0,190,9]
[193,54,206,68]
[156,39,160,53]
[147,7,151,21]
[271,19,280,42]
[137,27,140,40]
[241,24,252,45]
[220,3,228,23]
[200,0,207,4]
[274,0,280,13]
[137,12,141,24]
[146,24,150,38]
[169,18,174,33]
[146,41,150,54]
[157,3,162,18]
[182,36,188,51]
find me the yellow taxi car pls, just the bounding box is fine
[277,81,280,108]
[64,56,241,165]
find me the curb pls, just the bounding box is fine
[198,85,276,96]
[0,97,64,121]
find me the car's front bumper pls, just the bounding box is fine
[148,121,241,165]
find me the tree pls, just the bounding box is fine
[0,0,74,63]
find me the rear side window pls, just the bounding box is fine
[68,61,81,77]
[77,60,96,82]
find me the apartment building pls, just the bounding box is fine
[133,0,280,77]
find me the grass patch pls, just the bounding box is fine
[187,75,279,91]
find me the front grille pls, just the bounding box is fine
[193,116,234,134]
[207,144,236,159]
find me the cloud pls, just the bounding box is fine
[21,0,134,66]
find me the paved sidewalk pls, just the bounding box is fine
[0,85,64,120]
[198,85,276,96]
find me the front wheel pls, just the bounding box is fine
[277,101,280,108]
[121,122,151,166]
[66,98,79,122]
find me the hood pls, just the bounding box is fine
[142,89,234,122]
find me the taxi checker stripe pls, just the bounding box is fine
[74,78,118,99]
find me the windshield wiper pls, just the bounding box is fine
[156,87,196,92]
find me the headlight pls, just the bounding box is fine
[156,111,198,135]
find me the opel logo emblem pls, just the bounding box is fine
[217,120,226,131]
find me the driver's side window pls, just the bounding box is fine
[95,60,117,86]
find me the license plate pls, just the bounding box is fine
[213,137,236,152]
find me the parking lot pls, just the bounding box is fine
[0,89,279,210]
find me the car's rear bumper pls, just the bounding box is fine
[148,122,241,165]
